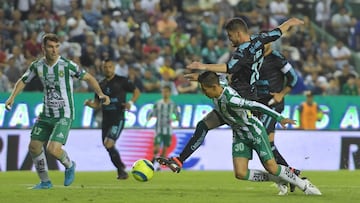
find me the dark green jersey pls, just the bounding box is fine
[213,86,284,134]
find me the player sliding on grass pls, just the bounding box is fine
[157,71,321,195]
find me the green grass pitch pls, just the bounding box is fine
[0,170,359,203]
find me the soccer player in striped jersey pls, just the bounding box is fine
[147,85,180,168]
[158,71,321,195]
[256,43,300,192]
[5,33,110,189]
[85,59,140,180]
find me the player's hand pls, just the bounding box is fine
[268,92,284,105]
[5,98,14,111]
[123,101,132,110]
[279,118,296,129]
[184,73,199,81]
[186,61,205,70]
[99,95,110,105]
[84,99,92,106]
[286,17,304,26]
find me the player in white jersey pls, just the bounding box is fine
[147,85,180,168]
[158,71,321,195]
[5,33,110,189]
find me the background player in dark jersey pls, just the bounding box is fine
[256,43,299,192]
[85,59,140,179]
[156,17,304,171]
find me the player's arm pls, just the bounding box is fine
[125,87,140,110]
[5,79,26,110]
[278,17,304,34]
[82,73,110,105]
[187,62,227,73]
[269,63,298,105]
[84,97,101,109]
[231,97,295,127]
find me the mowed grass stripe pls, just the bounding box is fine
[0,170,359,203]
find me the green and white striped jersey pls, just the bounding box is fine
[214,86,284,133]
[21,56,86,119]
[149,99,180,135]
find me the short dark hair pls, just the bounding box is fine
[162,85,171,91]
[42,33,59,46]
[224,17,248,33]
[198,71,219,87]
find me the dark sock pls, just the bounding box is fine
[107,147,125,170]
[270,142,289,166]
[179,120,209,162]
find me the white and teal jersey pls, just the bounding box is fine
[21,56,86,119]
[149,99,180,135]
[213,86,284,134]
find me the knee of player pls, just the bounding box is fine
[264,160,279,175]
[45,143,62,156]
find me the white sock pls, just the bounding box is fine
[246,169,285,184]
[59,150,73,169]
[277,165,306,190]
[31,150,50,182]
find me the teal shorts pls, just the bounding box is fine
[232,126,274,162]
[31,114,73,144]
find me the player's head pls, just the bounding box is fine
[161,85,171,99]
[102,59,116,79]
[225,17,248,47]
[42,33,60,61]
[198,71,221,98]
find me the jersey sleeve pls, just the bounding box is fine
[68,60,86,79]
[21,62,38,83]
[258,28,282,44]
[229,96,284,121]
[282,63,298,88]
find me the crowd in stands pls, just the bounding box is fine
[0,0,359,95]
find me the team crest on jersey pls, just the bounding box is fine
[59,70,64,77]
[38,71,43,77]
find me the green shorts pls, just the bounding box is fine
[154,133,172,147]
[31,114,73,144]
[232,126,274,163]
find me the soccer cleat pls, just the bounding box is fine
[117,170,129,180]
[303,178,322,195]
[32,181,53,189]
[64,161,76,186]
[156,157,182,173]
[277,184,288,195]
[289,167,301,192]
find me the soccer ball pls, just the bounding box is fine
[131,159,154,182]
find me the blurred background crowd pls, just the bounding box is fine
[0,0,360,95]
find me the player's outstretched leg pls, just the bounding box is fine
[156,157,182,173]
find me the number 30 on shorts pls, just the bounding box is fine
[234,143,245,152]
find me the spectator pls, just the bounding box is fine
[330,40,351,70]
[330,6,352,44]
[111,10,130,38]
[114,58,129,77]
[143,69,161,93]
[0,69,11,92]
[341,74,358,95]
[156,8,178,41]
[315,0,332,29]
[269,0,289,24]
[324,77,340,95]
